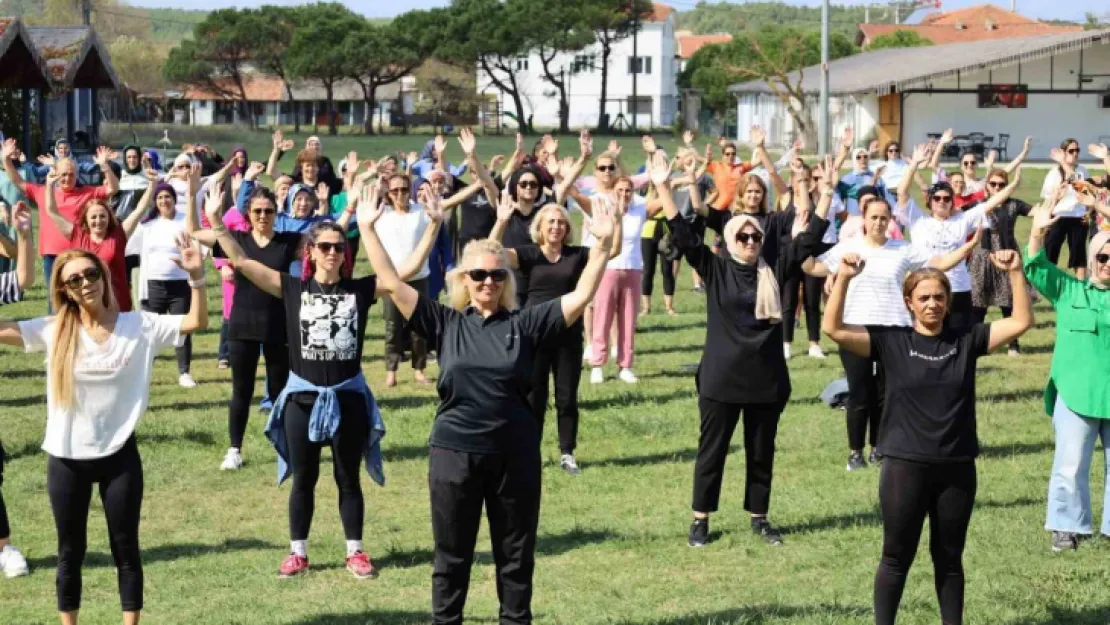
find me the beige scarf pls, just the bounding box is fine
[723,214,782,323]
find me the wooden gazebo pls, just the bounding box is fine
[0,17,51,156]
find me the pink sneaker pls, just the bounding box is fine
[279,553,309,578]
[345,551,377,579]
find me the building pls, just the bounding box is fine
[675,31,733,72]
[857,3,1081,47]
[477,3,678,130]
[729,29,1110,161]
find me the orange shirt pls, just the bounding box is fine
[706,161,754,210]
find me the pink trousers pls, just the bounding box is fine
[590,269,642,369]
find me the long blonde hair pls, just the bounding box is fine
[447,239,518,311]
[529,203,575,245]
[49,250,117,409]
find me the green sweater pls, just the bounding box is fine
[1024,247,1110,419]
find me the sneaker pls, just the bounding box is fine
[217,359,229,369]
[279,553,309,577]
[1051,531,1078,552]
[618,369,639,384]
[783,343,792,360]
[693,284,706,294]
[846,451,867,472]
[868,449,883,465]
[220,448,243,471]
[178,373,197,388]
[688,518,709,547]
[0,545,29,578]
[807,345,826,359]
[582,345,593,362]
[1008,345,1020,357]
[590,367,604,384]
[345,551,377,579]
[560,454,580,476]
[751,518,784,546]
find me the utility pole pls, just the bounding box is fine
[631,12,639,133]
[818,0,830,155]
[81,0,91,25]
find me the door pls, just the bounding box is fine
[877,93,901,148]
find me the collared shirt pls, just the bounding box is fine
[408,295,566,454]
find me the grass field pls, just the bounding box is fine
[1,134,1108,624]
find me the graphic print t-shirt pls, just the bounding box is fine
[281,274,377,386]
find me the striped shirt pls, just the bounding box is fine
[0,270,21,306]
[819,238,931,327]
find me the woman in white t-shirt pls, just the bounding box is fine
[1042,138,1093,279]
[803,196,981,472]
[0,242,207,625]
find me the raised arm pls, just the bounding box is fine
[929,128,953,172]
[1002,137,1032,173]
[172,232,209,335]
[821,254,870,356]
[986,250,1032,350]
[750,126,788,196]
[832,126,853,173]
[555,130,592,204]
[928,225,982,271]
[897,144,928,209]
[0,139,28,196]
[358,185,421,318]
[457,127,500,211]
[183,162,202,235]
[42,171,74,240]
[204,188,282,298]
[94,146,119,196]
[560,205,615,325]
[266,130,293,178]
[975,167,1022,216]
[5,202,33,290]
[394,189,447,281]
[1089,143,1110,174]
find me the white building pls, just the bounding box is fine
[729,30,1110,161]
[478,3,679,130]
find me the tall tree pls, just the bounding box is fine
[109,35,169,95]
[525,0,594,133]
[866,30,933,50]
[580,0,653,132]
[252,5,300,133]
[287,3,363,136]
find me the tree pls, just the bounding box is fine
[252,5,300,133]
[26,0,152,42]
[579,0,653,132]
[109,35,169,95]
[287,3,364,136]
[524,0,594,133]
[414,59,481,123]
[867,30,933,50]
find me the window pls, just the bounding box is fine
[572,54,596,74]
[196,101,208,109]
[628,56,652,75]
[515,57,529,71]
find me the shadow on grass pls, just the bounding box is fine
[383,443,430,462]
[372,527,619,571]
[26,537,280,571]
[1009,606,1110,625]
[1013,343,1054,355]
[978,441,1054,459]
[284,611,431,625]
[615,604,870,624]
[983,388,1046,404]
[779,507,882,535]
[636,343,703,357]
[0,368,46,379]
[0,393,45,408]
[377,395,435,411]
[579,388,693,411]
[637,321,706,334]
[149,398,233,412]
[591,445,737,469]
[5,430,216,462]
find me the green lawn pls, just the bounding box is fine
[1,136,1106,624]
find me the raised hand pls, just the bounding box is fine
[246,160,265,181]
[172,232,204,278]
[545,155,563,180]
[648,151,672,187]
[542,135,559,157]
[749,126,766,148]
[1089,143,1109,160]
[406,151,418,167]
[641,134,657,154]
[608,140,621,158]
[683,130,695,146]
[839,253,865,277]
[344,151,359,174]
[421,187,444,223]
[984,150,997,170]
[272,129,284,151]
[988,249,1021,272]
[1030,200,1059,232]
[579,128,593,157]
[1049,147,1065,165]
[868,140,879,156]
[458,127,477,155]
[497,187,517,222]
[1,138,17,161]
[12,201,31,233]
[515,132,524,153]
[489,154,506,171]
[94,146,117,166]
[145,168,160,184]
[823,153,840,189]
[357,184,384,228]
[587,203,615,241]
[1022,136,1033,153]
[940,128,954,144]
[434,134,447,157]
[188,162,203,192]
[316,182,330,206]
[45,169,59,188]
[840,125,854,148]
[910,143,929,165]
[204,186,226,227]
[37,154,55,167]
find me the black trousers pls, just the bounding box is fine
[141,279,191,374]
[692,397,781,515]
[948,291,973,334]
[285,393,368,541]
[875,458,977,625]
[47,437,144,613]
[227,339,290,449]
[641,234,676,297]
[781,273,823,343]
[383,278,428,372]
[0,440,8,539]
[839,349,885,452]
[1045,217,1088,269]
[429,447,541,625]
[972,306,1018,349]
[217,319,230,362]
[530,329,584,455]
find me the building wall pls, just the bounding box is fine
[734,93,878,149]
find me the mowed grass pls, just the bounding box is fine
[2,137,1109,624]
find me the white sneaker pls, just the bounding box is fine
[0,545,29,578]
[178,373,198,388]
[610,345,617,360]
[589,367,604,384]
[783,344,792,360]
[560,454,580,475]
[807,345,826,359]
[618,369,639,384]
[582,345,593,362]
[220,448,243,471]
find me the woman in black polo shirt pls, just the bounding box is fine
[822,249,1033,625]
[360,185,615,625]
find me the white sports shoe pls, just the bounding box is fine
[582,345,593,362]
[220,448,243,471]
[560,454,581,475]
[808,345,826,359]
[178,373,198,388]
[783,343,792,360]
[0,545,29,578]
[589,367,604,384]
[618,369,639,384]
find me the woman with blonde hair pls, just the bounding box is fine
[0,238,207,625]
[362,186,615,625]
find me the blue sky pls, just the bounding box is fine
[128,0,1106,22]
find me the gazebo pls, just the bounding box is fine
[0,17,50,155]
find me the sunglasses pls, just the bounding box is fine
[596,164,617,172]
[932,194,953,203]
[251,208,276,216]
[62,266,103,290]
[988,181,1007,189]
[388,188,409,194]
[315,242,347,255]
[723,152,736,157]
[467,268,509,283]
[736,232,763,245]
[1097,254,1110,264]
[855,155,868,161]
[517,180,539,189]
[962,161,977,167]
[1067,148,1081,155]
[887,147,899,152]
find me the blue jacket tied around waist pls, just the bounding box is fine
[265,370,386,486]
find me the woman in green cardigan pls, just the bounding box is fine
[1024,193,1110,552]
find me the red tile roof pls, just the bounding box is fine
[648,3,673,23]
[858,4,1081,47]
[676,33,733,59]
[182,75,287,101]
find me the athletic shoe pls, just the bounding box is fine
[560,454,580,476]
[693,284,706,294]
[178,373,197,388]
[0,545,29,578]
[582,345,593,362]
[688,518,709,547]
[217,359,229,369]
[1051,531,1078,552]
[1008,345,1020,357]
[846,451,867,472]
[220,448,243,471]
[869,449,883,465]
[783,344,792,360]
[345,551,377,579]
[751,518,784,546]
[618,369,639,384]
[279,553,309,577]
[807,345,826,359]
[590,367,604,384]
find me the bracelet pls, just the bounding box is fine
[188,277,206,289]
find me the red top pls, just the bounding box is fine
[71,228,132,312]
[955,190,986,211]
[24,184,109,255]
[707,161,755,210]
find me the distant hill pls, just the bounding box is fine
[673,1,903,39]
[145,8,208,43]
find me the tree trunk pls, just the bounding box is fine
[506,71,529,135]
[362,83,378,136]
[326,82,337,136]
[283,83,300,134]
[597,39,611,132]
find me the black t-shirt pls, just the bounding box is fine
[869,323,991,462]
[408,295,567,454]
[214,230,302,343]
[457,191,496,247]
[280,274,377,386]
[500,208,540,307]
[514,244,588,310]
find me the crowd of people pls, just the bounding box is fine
[0,125,1109,625]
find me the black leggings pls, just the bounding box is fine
[0,440,8,539]
[839,349,885,452]
[875,458,977,625]
[530,329,584,455]
[383,278,428,372]
[781,273,823,343]
[972,306,1018,349]
[1045,217,1088,269]
[948,291,973,334]
[285,393,368,541]
[641,234,676,297]
[227,339,290,449]
[692,397,781,515]
[142,279,191,374]
[47,436,144,613]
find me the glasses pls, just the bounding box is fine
[723,152,736,157]
[1067,148,1081,155]
[855,155,868,161]
[596,165,617,172]
[1097,254,1110,264]
[388,188,409,194]
[988,181,1007,189]
[887,147,899,153]
[467,268,509,283]
[962,161,977,167]
[62,266,103,290]
[932,194,953,203]
[517,180,539,190]
[315,242,346,255]
[736,232,763,245]
[251,208,276,216]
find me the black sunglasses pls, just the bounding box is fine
[1067,148,1081,155]
[736,232,763,245]
[962,161,977,167]
[315,242,346,255]
[988,181,1007,189]
[467,268,509,283]
[251,208,276,216]
[1097,253,1110,264]
[388,187,409,194]
[932,194,953,203]
[723,151,736,157]
[855,155,868,160]
[62,266,103,290]
[517,180,539,189]
[596,164,617,172]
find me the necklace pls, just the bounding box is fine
[313,279,340,295]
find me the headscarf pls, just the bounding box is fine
[284,183,317,216]
[54,138,70,156]
[228,146,248,177]
[722,214,781,322]
[122,144,143,175]
[144,149,161,172]
[153,182,177,207]
[419,139,436,162]
[1088,230,1110,290]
